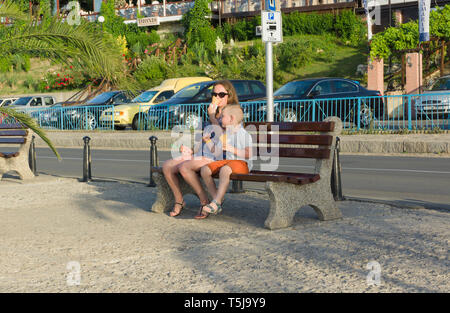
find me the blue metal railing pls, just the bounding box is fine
[0,105,115,130]
[136,93,450,131]
[2,93,449,131]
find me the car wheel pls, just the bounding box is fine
[132,114,148,130]
[82,112,97,130]
[183,112,201,129]
[281,108,298,122]
[359,103,374,128]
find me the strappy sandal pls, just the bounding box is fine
[194,202,210,219]
[169,201,185,217]
[195,200,222,219]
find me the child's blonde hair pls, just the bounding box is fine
[222,104,244,124]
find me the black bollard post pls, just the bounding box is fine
[28,135,37,176]
[82,136,92,182]
[230,180,244,193]
[331,136,344,201]
[148,136,158,187]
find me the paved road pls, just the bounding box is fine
[33,147,450,210]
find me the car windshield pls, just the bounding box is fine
[11,97,32,105]
[274,81,315,98]
[430,77,450,91]
[131,91,158,103]
[87,92,117,104]
[172,82,211,99]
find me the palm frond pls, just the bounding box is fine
[0,107,61,160]
[0,17,133,90]
[0,0,28,22]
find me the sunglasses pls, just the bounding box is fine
[211,92,229,98]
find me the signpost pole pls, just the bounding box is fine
[263,0,279,123]
[266,42,274,122]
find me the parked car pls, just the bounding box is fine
[10,95,56,108]
[0,97,18,107]
[146,80,266,129]
[242,78,384,127]
[61,91,135,130]
[100,77,212,130]
[414,75,450,118]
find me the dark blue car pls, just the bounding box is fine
[242,78,384,127]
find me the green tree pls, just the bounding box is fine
[0,0,136,158]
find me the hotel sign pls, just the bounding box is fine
[137,16,160,27]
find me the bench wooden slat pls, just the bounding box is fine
[0,123,25,129]
[245,121,335,132]
[0,130,28,136]
[0,138,27,144]
[229,172,320,185]
[257,134,333,146]
[151,167,321,185]
[258,147,330,159]
[0,152,20,158]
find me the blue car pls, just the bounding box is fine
[242,78,384,127]
[146,80,266,129]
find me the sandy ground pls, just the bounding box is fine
[0,175,448,293]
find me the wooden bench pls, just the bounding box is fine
[151,116,343,229]
[0,123,35,180]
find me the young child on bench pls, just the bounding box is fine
[195,104,253,219]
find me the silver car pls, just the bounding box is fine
[415,76,450,117]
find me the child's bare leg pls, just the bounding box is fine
[200,166,217,199]
[215,165,232,203]
[202,165,232,214]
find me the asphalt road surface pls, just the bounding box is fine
[32,147,450,210]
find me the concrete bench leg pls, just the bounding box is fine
[0,137,34,180]
[265,181,342,230]
[151,172,205,214]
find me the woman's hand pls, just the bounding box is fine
[207,97,220,117]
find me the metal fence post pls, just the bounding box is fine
[311,100,316,122]
[331,136,344,201]
[357,98,361,131]
[82,136,92,182]
[407,95,412,130]
[148,136,158,187]
[28,135,37,176]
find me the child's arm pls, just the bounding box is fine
[223,144,252,159]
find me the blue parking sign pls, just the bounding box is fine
[268,12,274,20]
[265,0,276,11]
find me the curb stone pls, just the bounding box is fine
[34,131,450,155]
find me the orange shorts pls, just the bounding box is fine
[207,160,249,175]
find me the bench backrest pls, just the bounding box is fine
[0,123,29,146]
[244,121,335,159]
[244,116,343,178]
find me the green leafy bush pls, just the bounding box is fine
[283,12,334,36]
[0,56,12,73]
[133,55,168,87]
[276,41,313,71]
[100,0,127,36]
[334,10,366,45]
[126,30,160,52]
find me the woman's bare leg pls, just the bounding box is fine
[178,157,213,205]
[162,157,189,214]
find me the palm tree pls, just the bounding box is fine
[0,0,136,160]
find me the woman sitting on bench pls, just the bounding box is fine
[161,80,239,217]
